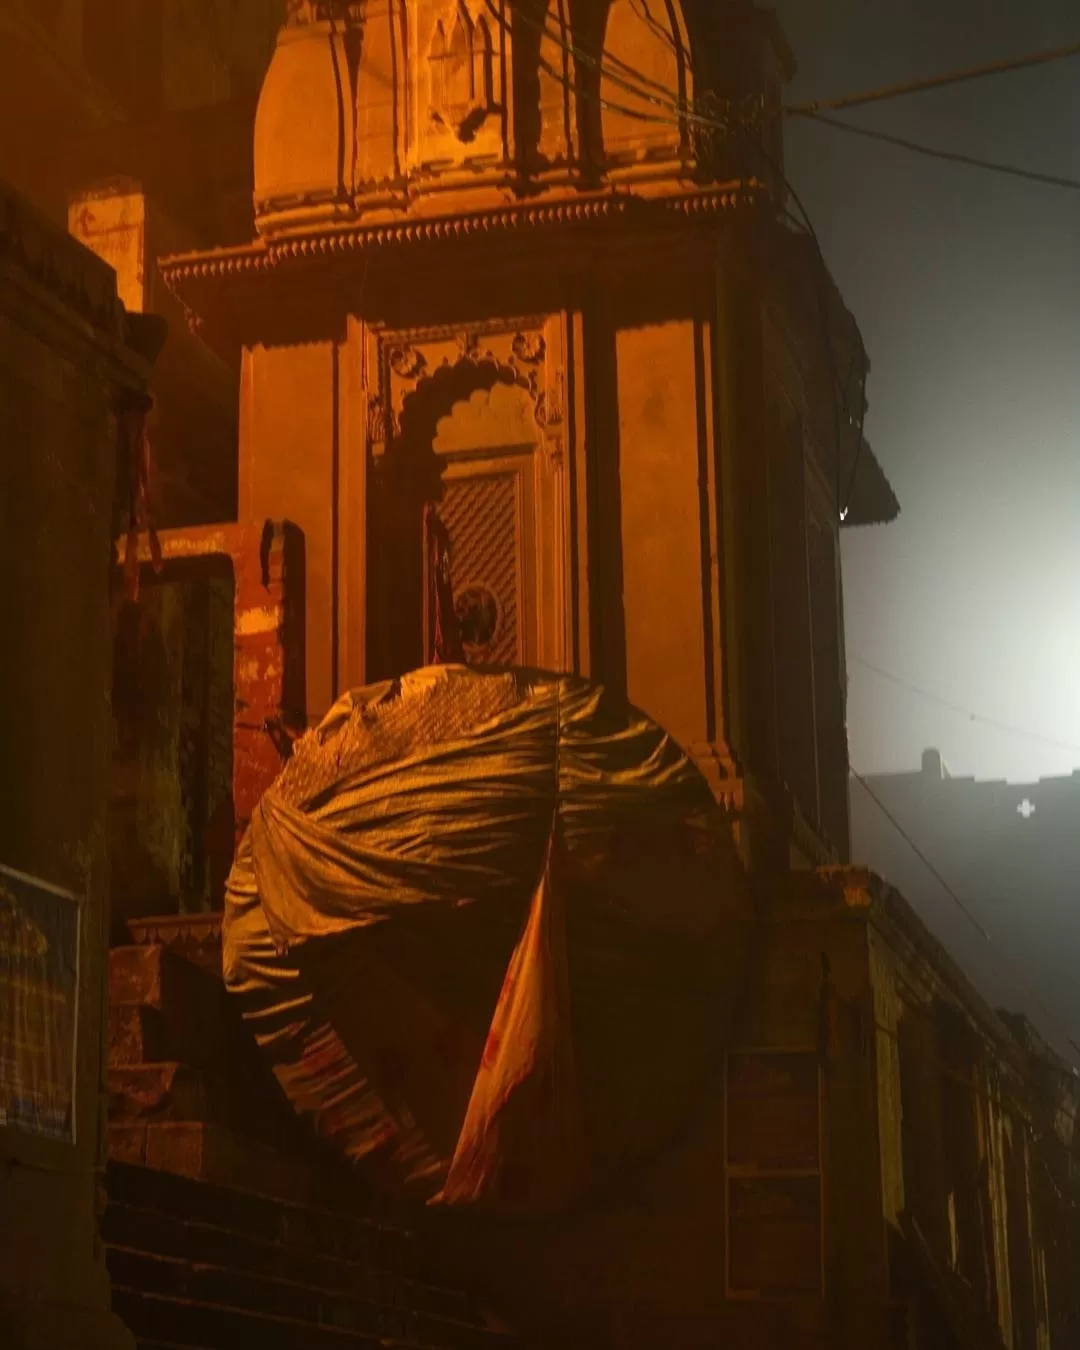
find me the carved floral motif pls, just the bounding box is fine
[389,344,428,381]
[511,331,546,365]
[366,394,398,446]
[457,330,481,361]
[371,320,559,450]
[534,372,564,428]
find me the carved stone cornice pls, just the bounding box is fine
[159,181,766,294]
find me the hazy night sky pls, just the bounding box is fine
[774,0,1080,785]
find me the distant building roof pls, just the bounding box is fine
[850,752,1080,1065]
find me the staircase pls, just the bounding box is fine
[103,1159,518,1350]
[103,930,523,1349]
[107,933,328,1198]
[99,928,526,1350]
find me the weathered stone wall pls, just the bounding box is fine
[111,564,236,930]
[0,182,154,1350]
[116,521,305,918]
[435,870,1069,1350]
[227,231,828,869]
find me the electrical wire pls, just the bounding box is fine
[505,5,1080,525]
[504,0,1080,195]
[486,0,734,136]
[498,3,694,131]
[786,39,1080,118]
[851,768,1080,1066]
[850,656,1080,758]
[801,112,1080,193]
[484,3,882,521]
[627,0,685,61]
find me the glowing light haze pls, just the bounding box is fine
[776,0,1080,784]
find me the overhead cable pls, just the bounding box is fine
[851,656,1080,756]
[485,0,873,519]
[852,768,1080,1065]
[786,39,1080,117]
[801,112,1080,192]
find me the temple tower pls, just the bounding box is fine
[164,0,897,869]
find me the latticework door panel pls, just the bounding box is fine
[437,472,522,666]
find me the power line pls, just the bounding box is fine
[786,39,1080,117]
[850,656,1080,757]
[488,0,866,520]
[851,767,1080,1065]
[802,112,1080,192]
[500,3,1080,198]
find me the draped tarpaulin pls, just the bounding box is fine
[224,666,751,1214]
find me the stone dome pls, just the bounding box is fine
[252,0,788,237]
[253,7,358,232]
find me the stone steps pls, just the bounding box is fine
[113,1287,422,1349]
[105,1161,514,1350]
[108,1120,368,1208]
[103,942,526,1349]
[107,941,327,1194]
[110,1254,507,1350]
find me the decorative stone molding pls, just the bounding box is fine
[161,183,764,295]
[367,317,561,463]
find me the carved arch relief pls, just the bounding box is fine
[600,0,692,164]
[365,319,571,673]
[425,0,502,146]
[368,321,563,462]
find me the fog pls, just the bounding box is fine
[775,0,1080,785]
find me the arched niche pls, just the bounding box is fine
[600,0,692,167]
[371,355,545,677]
[417,0,505,164]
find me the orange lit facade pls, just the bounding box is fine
[163,0,898,874]
[5,4,1075,1349]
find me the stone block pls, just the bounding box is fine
[140,1121,317,1205]
[108,944,227,1059]
[108,1124,149,1167]
[108,1004,166,1066]
[108,1063,209,1123]
[108,966,230,1068]
[110,944,172,1009]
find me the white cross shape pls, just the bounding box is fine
[1017,798,1036,820]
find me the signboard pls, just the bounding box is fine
[0,864,80,1142]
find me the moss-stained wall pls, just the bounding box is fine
[111,568,235,927]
